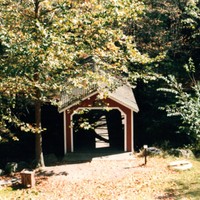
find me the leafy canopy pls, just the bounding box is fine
[0,0,147,139]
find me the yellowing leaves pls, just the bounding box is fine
[0,0,152,139]
[106,42,119,52]
[127,47,151,64]
[98,29,106,34]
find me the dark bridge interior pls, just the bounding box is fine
[73,109,124,152]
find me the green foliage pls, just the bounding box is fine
[181,0,200,33]
[134,0,200,79]
[0,0,147,133]
[133,0,199,151]
[1,0,198,158]
[0,0,153,166]
[158,59,200,151]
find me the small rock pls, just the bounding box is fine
[139,147,162,157]
[168,160,193,171]
[147,147,162,155]
[5,162,18,174]
[0,169,5,176]
[169,149,195,158]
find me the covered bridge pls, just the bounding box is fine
[59,85,139,154]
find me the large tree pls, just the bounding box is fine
[0,0,147,166]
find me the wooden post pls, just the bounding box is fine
[20,170,35,188]
[143,145,148,165]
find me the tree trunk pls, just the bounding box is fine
[33,0,45,168]
[35,97,45,167]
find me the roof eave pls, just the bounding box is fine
[58,92,139,113]
[58,91,98,113]
[108,95,139,113]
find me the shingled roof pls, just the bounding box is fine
[108,84,139,112]
[58,84,139,113]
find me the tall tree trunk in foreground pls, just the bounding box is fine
[35,91,45,167]
[34,0,45,168]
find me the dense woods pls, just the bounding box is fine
[0,0,200,166]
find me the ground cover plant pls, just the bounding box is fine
[0,156,199,200]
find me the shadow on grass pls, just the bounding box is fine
[156,190,176,199]
[157,180,200,199]
[36,170,68,177]
[174,180,200,199]
[10,183,26,191]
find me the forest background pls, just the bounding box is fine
[0,0,199,167]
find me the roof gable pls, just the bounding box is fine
[109,85,139,112]
[59,85,139,113]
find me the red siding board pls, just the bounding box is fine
[66,112,71,152]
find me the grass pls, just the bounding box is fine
[152,157,200,199]
[0,156,199,200]
[163,158,200,199]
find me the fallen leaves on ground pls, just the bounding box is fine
[0,157,192,200]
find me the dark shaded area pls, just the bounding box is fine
[106,109,124,150]
[0,132,35,169]
[41,105,64,156]
[36,170,68,177]
[74,129,96,152]
[73,109,124,152]
[134,80,192,151]
[0,105,64,168]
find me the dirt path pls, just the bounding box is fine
[37,159,142,182]
[1,154,176,200]
[32,154,171,200]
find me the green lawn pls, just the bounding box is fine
[161,158,200,199]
